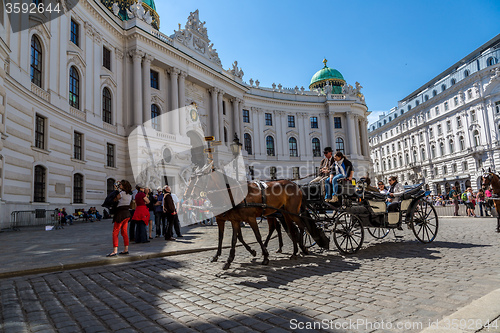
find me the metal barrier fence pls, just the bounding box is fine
[433,203,496,217]
[10,210,60,230]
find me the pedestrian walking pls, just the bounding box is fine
[169,187,183,238]
[107,180,132,257]
[465,187,476,217]
[449,185,460,216]
[131,184,150,243]
[163,186,177,241]
[476,189,486,217]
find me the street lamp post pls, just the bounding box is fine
[230,133,243,181]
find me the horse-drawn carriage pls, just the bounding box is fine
[300,179,439,254]
[185,164,439,269]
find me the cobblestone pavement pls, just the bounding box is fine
[1,217,499,333]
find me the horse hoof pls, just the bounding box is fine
[211,256,219,262]
[276,249,282,253]
[250,250,257,257]
[223,263,231,270]
[262,258,270,265]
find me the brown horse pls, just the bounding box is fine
[185,169,308,269]
[482,170,500,232]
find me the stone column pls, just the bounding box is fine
[218,90,225,141]
[115,50,124,127]
[298,113,307,159]
[362,119,370,157]
[354,116,362,156]
[238,98,245,142]
[211,88,219,140]
[326,112,335,148]
[232,98,239,142]
[278,111,287,158]
[346,114,357,156]
[252,108,262,157]
[142,54,154,126]
[178,71,187,136]
[130,49,145,126]
[170,68,180,135]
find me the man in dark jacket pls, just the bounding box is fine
[162,186,177,241]
[311,147,334,183]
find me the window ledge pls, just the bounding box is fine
[104,166,117,170]
[31,146,51,155]
[29,202,50,205]
[71,158,87,164]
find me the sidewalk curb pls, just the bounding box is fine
[0,245,230,280]
[420,288,500,333]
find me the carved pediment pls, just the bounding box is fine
[101,74,117,88]
[67,51,86,72]
[171,10,222,67]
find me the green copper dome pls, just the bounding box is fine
[101,0,160,30]
[309,59,345,93]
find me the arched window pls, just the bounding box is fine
[431,145,436,158]
[244,133,252,155]
[415,100,420,106]
[449,140,454,154]
[456,136,464,151]
[487,57,497,66]
[408,105,412,111]
[289,137,298,157]
[102,88,112,124]
[383,161,386,171]
[312,138,321,157]
[107,178,116,196]
[441,84,446,92]
[393,157,397,168]
[34,165,46,202]
[424,95,429,101]
[388,159,391,169]
[30,35,42,87]
[69,66,80,109]
[405,153,409,164]
[421,148,426,160]
[473,130,480,146]
[433,90,437,97]
[399,155,403,166]
[151,104,160,130]
[451,78,456,85]
[439,142,445,156]
[266,136,275,156]
[335,137,345,154]
[73,173,84,204]
[413,150,418,162]
[464,70,470,77]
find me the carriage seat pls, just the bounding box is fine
[401,184,423,200]
[363,191,387,201]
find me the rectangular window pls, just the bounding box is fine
[288,115,295,128]
[222,101,226,115]
[468,89,473,99]
[444,102,449,111]
[310,117,318,128]
[457,116,462,128]
[292,167,299,180]
[74,132,83,160]
[150,70,159,89]
[35,114,45,149]
[495,101,500,114]
[437,124,442,135]
[265,113,272,126]
[70,19,79,46]
[106,143,115,168]
[242,109,250,123]
[334,117,342,128]
[435,106,439,116]
[453,97,458,106]
[446,120,451,132]
[103,47,111,71]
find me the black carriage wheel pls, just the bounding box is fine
[332,212,364,254]
[302,231,316,249]
[410,199,439,243]
[367,227,390,239]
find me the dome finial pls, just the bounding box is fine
[323,58,328,68]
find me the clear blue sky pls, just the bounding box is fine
[155,0,500,125]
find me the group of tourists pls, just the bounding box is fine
[447,185,494,217]
[106,181,183,257]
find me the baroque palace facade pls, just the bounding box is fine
[0,0,370,226]
[368,34,500,195]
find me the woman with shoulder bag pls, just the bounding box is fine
[107,180,133,257]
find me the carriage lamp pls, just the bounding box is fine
[231,133,243,158]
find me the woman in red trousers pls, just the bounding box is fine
[131,184,150,243]
[107,180,133,257]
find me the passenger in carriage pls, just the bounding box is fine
[311,147,334,183]
[377,181,388,195]
[325,151,354,202]
[387,176,405,212]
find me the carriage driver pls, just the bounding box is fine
[311,147,334,183]
[325,151,354,202]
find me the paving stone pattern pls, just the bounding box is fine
[1,218,499,333]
